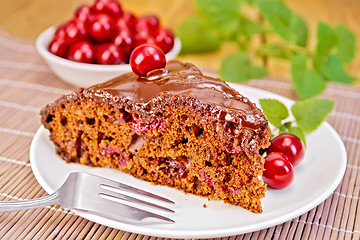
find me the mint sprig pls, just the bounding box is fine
[259,98,335,144]
[176,0,357,99]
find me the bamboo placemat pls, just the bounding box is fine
[0,29,359,240]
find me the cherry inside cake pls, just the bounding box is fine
[40,60,270,213]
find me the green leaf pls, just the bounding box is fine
[220,53,267,82]
[196,0,241,19]
[290,14,308,47]
[295,69,326,99]
[291,55,326,98]
[291,99,335,133]
[334,25,356,63]
[244,0,257,4]
[291,54,307,83]
[196,0,241,35]
[259,99,289,128]
[320,54,353,84]
[257,0,308,46]
[279,125,287,133]
[239,16,266,38]
[176,16,221,54]
[283,121,292,129]
[287,126,306,146]
[315,22,337,58]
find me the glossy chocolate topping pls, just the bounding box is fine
[87,61,267,128]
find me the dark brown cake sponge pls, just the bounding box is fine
[41,60,270,212]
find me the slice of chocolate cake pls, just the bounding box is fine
[40,60,270,213]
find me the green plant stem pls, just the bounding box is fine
[258,15,268,66]
[255,42,312,60]
[234,36,248,52]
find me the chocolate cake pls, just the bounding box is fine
[40,60,270,213]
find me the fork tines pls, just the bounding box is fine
[90,174,175,223]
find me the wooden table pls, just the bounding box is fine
[0,0,360,81]
[0,1,359,240]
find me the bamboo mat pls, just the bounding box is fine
[0,28,359,240]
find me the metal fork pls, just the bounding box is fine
[0,172,175,223]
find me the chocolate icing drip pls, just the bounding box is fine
[86,61,267,129]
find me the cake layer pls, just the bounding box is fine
[41,61,270,212]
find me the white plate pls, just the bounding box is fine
[29,84,347,239]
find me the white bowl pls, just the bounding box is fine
[36,27,181,88]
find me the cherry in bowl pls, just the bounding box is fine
[44,0,179,67]
[155,28,175,54]
[91,0,123,17]
[68,41,95,63]
[87,13,118,43]
[48,38,69,58]
[95,43,125,64]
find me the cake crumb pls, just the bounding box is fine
[203,204,207,208]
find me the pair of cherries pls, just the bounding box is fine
[48,0,174,65]
[262,133,305,189]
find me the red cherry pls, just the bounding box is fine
[113,30,134,61]
[122,11,137,31]
[263,152,294,189]
[75,5,92,23]
[130,44,166,77]
[54,24,67,39]
[73,18,88,34]
[134,31,156,47]
[48,38,69,58]
[136,15,160,33]
[91,0,123,17]
[267,133,305,166]
[155,28,174,54]
[55,20,87,45]
[64,20,87,45]
[67,41,95,63]
[95,43,125,64]
[87,13,117,43]
[115,16,131,32]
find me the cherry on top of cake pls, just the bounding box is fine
[85,60,267,129]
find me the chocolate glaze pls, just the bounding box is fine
[86,61,267,128]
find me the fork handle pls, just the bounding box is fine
[0,192,60,212]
